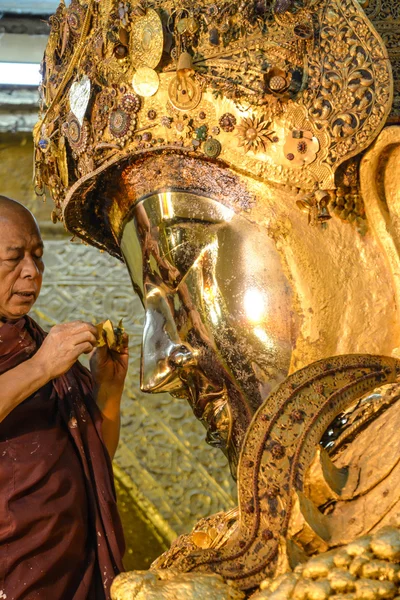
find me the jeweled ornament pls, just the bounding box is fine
[69,75,91,126]
[130,8,164,69]
[168,76,202,111]
[132,66,160,97]
[109,108,135,141]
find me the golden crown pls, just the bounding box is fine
[33,0,393,250]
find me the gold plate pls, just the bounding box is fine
[130,8,164,69]
[168,75,202,111]
[132,66,160,97]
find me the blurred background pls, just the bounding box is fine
[0,0,236,570]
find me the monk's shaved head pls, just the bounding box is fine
[0,195,38,226]
[0,195,44,320]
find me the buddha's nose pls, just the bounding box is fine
[140,286,196,393]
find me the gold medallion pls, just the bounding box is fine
[168,75,202,111]
[130,8,164,69]
[132,66,160,97]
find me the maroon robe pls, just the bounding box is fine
[0,317,125,599]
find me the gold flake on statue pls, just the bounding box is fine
[95,319,125,353]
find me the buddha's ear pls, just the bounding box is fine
[360,126,400,301]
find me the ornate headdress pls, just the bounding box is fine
[33,0,394,254]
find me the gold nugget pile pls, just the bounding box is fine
[251,527,400,600]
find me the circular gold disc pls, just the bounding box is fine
[168,76,202,111]
[132,66,160,97]
[130,8,164,70]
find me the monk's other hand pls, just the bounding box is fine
[89,333,129,397]
[34,321,98,379]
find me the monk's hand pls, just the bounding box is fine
[89,332,129,396]
[34,321,98,379]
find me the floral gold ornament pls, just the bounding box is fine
[173,116,191,138]
[91,88,116,132]
[195,125,208,141]
[283,130,320,167]
[120,92,141,113]
[130,8,164,70]
[34,0,395,245]
[219,113,236,133]
[108,107,135,141]
[67,1,85,36]
[265,68,290,95]
[63,113,90,156]
[236,116,275,153]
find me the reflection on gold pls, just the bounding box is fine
[159,191,174,221]
[243,288,267,324]
[253,327,274,351]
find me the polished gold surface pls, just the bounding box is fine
[120,191,294,474]
[132,66,160,97]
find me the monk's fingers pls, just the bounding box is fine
[119,333,129,354]
[71,330,98,347]
[75,341,96,356]
[60,320,98,336]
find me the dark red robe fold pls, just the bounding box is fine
[0,316,125,600]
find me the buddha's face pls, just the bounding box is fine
[121,191,294,474]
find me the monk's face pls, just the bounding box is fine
[0,209,44,320]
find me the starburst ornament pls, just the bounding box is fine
[236,116,275,153]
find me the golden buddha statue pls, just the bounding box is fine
[33,0,400,597]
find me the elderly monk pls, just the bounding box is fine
[0,196,127,599]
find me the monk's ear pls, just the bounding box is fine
[360,126,400,296]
